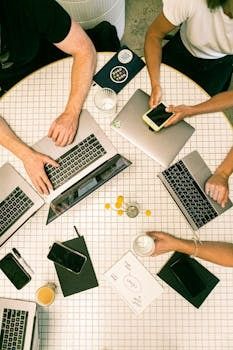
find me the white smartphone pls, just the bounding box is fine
[47,241,87,274]
[142,103,173,132]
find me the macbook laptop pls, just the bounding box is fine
[33,109,131,204]
[111,89,195,167]
[46,152,131,223]
[158,150,232,230]
[0,163,44,247]
[33,109,119,203]
[0,298,39,350]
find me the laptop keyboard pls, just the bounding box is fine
[0,187,34,237]
[0,308,28,350]
[162,160,218,229]
[45,134,106,189]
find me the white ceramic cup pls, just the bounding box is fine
[133,234,155,257]
[94,87,117,115]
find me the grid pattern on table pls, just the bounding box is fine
[0,54,233,350]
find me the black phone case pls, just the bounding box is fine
[0,253,31,290]
[170,256,206,297]
[47,242,87,274]
[157,252,219,308]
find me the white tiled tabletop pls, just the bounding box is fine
[0,53,232,350]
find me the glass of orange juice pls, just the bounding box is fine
[36,282,57,307]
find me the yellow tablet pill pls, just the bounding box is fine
[115,201,122,209]
[117,209,124,216]
[105,203,111,209]
[145,209,152,217]
[117,195,124,203]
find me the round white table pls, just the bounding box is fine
[0,53,232,350]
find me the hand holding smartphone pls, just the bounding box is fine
[142,103,173,132]
[47,241,87,274]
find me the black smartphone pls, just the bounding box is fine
[142,103,173,131]
[170,256,206,297]
[47,242,87,274]
[0,253,31,290]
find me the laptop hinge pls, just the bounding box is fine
[46,154,131,224]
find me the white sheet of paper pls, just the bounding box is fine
[104,250,163,314]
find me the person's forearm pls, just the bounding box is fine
[64,44,96,117]
[144,28,162,88]
[174,238,233,267]
[214,147,233,178]
[0,116,33,160]
[186,91,233,117]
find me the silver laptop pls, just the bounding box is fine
[158,150,232,230]
[0,298,39,350]
[0,163,44,247]
[111,89,195,167]
[33,110,122,202]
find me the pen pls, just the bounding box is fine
[12,248,35,274]
[73,226,81,238]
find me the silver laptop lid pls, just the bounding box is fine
[0,163,44,247]
[111,89,195,167]
[0,298,38,350]
[33,110,117,202]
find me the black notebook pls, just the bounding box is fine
[157,252,219,308]
[54,236,98,297]
[93,46,145,93]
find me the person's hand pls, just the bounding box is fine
[164,104,193,127]
[146,231,179,256]
[23,150,59,195]
[149,84,162,108]
[205,172,229,208]
[48,111,80,147]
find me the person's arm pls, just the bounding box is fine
[205,147,233,207]
[164,91,233,127]
[0,116,59,194]
[147,231,233,267]
[144,12,176,108]
[48,20,96,147]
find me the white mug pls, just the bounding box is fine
[133,234,155,257]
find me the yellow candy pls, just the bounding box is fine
[115,201,122,209]
[117,209,124,216]
[145,209,152,217]
[105,203,111,209]
[117,195,124,204]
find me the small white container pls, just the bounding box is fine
[94,87,117,116]
[133,234,155,257]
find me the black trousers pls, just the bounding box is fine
[162,31,233,96]
[0,41,68,97]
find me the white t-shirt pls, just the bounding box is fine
[163,0,233,59]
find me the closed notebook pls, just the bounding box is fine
[157,252,219,308]
[54,236,98,297]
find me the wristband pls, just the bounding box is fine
[191,232,202,258]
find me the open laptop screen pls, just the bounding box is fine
[47,154,131,224]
